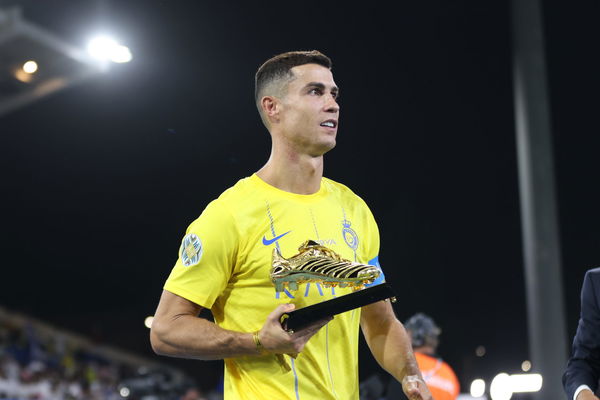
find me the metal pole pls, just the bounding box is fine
[511,0,568,398]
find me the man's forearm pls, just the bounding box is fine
[150,314,257,360]
[151,291,327,361]
[361,302,422,382]
[367,318,421,380]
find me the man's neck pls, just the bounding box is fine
[256,148,324,195]
[414,346,436,356]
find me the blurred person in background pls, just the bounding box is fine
[386,313,459,400]
[563,267,600,400]
[180,386,206,400]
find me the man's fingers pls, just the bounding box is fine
[402,375,421,389]
[303,316,333,331]
[268,303,295,324]
[281,316,333,354]
[405,386,419,398]
[406,386,419,394]
[293,316,333,338]
[406,387,424,400]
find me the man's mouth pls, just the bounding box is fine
[320,120,337,128]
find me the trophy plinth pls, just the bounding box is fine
[280,283,397,332]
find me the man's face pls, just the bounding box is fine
[277,63,340,156]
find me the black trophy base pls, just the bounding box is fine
[280,283,396,332]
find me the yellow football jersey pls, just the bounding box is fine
[164,174,384,400]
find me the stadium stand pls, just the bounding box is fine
[0,306,219,400]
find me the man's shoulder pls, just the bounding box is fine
[322,177,368,205]
[586,267,600,279]
[192,176,253,220]
[584,268,600,290]
[214,175,254,203]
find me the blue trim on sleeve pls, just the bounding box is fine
[364,255,385,287]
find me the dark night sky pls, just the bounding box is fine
[1,0,599,392]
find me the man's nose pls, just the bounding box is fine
[325,96,339,113]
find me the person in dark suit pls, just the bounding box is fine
[563,267,600,400]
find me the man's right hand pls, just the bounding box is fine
[402,375,433,400]
[578,389,600,400]
[258,303,332,354]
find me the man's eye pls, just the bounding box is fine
[309,88,321,95]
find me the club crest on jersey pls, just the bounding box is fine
[180,233,203,267]
[342,218,359,251]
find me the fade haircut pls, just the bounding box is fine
[254,50,332,128]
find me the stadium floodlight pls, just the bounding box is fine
[521,360,532,372]
[111,45,132,63]
[22,60,38,73]
[490,373,512,400]
[119,387,130,397]
[0,6,110,117]
[509,373,542,393]
[489,372,543,400]
[144,316,154,329]
[470,379,486,398]
[87,35,132,63]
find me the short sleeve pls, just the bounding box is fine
[163,199,239,309]
[362,205,386,287]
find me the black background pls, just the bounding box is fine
[1,0,598,393]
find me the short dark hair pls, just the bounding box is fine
[254,50,332,104]
[404,313,441,349]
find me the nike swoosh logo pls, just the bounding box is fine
[262,231,291,246]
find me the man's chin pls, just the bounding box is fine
[312,140,336,157]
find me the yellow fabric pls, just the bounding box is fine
[164,174,381,400]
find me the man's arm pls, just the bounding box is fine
[360,300,432,400]
[150,290,330,360]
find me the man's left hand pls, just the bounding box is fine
[402,375,433,400]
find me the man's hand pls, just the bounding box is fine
[402,375,433,400]
[578,389,600,400]
[258,303,332,354]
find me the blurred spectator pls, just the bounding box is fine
[0,307,218,400]
[359,373,386,400]
[180,387,205,400]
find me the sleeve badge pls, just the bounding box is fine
[179,233,203,267]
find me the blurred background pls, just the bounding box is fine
[0,0,598,399]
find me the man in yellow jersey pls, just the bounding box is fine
[387,313,460,400]
[150,50,432,400]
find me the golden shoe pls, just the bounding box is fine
[271,240,380,292]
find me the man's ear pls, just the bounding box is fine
[261,96,280,122]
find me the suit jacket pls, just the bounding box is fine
[563,267,600,399]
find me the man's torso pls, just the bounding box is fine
[164,174,382,400]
